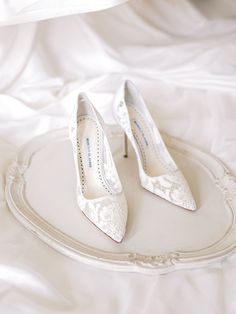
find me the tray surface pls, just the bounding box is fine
[5,127,236,274]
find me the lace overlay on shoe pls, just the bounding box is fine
[140,170,196,210]
[114,81,196,211]
[69,93,128,241]
[102,136,122,194]
[78,194,127,242]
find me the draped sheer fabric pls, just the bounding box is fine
[0,0,129,25]
[0,0,236,313]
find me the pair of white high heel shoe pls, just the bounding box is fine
[69,81,197,243]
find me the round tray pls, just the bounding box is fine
[5,127,236,274]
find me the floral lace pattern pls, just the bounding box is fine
[140,170,196,210]
[102,135,122,194]
[114,87,196,211]
[69,95,128,242]
[78,194,127,243]
[116,100,133,138]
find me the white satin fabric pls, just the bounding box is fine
[0,0,236,313]
[0,0,129,26]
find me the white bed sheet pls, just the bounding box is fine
[0,0,236,313]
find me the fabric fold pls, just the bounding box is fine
[0,0,129,26]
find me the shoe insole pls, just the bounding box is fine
[127,104,171,177]
[77,115,112,199]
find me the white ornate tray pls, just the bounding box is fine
[5,127,236,274]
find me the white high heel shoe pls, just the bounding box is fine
[69,93,128,242]
[113,80,197,211]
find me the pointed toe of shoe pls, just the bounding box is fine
[141,171,197,211]
[100,199,128,243]
[171,171,197,211]
[175,194,197,211]
[183,198,197,211]
[79,195,128,243]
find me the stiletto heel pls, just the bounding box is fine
[113,80,197,211]
[124,132,128,158]
[69,93,128,242]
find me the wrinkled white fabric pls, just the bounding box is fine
[0,0,236,313]
[0,0,129,26]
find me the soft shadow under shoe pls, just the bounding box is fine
[69,93,128,242]
[113,80,197,211]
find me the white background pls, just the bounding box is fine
[0,0,236,313]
